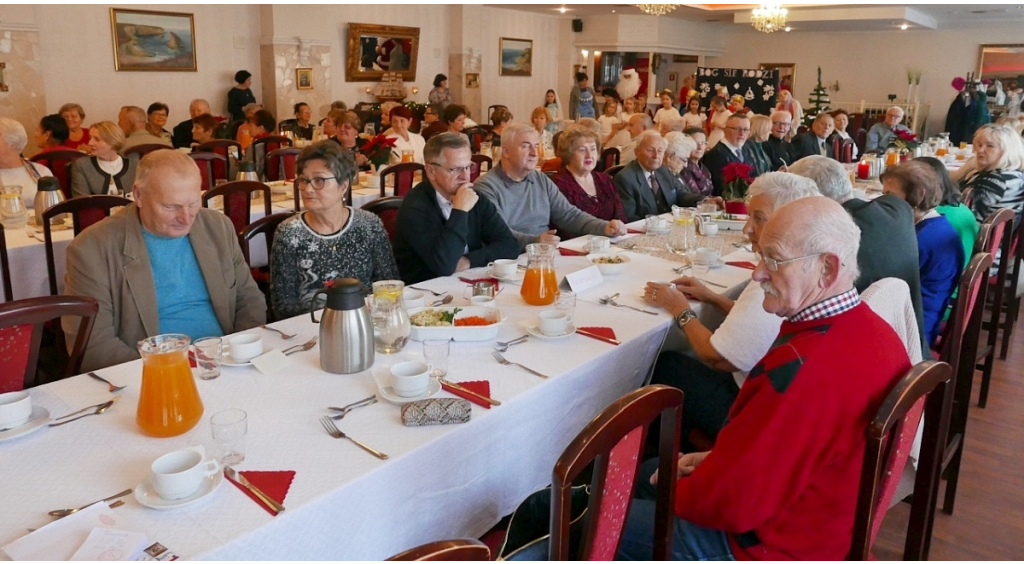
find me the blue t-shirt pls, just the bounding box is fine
[143,230,224,340]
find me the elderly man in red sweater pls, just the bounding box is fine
[619,196,912,560]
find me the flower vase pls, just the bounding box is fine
[724,201,748,215]
[899,149,910,163]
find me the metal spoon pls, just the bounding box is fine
[48,489,132,517]
[284,337,317,356]
[410,286,446,296]
[328,395,378,413]
[329,398,378,420]
[494,334,529,352]
[260,324,297,340]
[48,399,116,427]
[599,293,659,315]
[88,372,126,392]
[430,295,454,307]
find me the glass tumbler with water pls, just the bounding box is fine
[371,280,411,354]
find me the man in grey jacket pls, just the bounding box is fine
[474,123,626,250]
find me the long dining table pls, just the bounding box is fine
[0,221,757,560]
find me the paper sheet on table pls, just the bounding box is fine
[558,233,637,254]
[1,502,128,560]
[70,528,150,561]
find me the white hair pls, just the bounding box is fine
[788,156,853,203]
[500,122,536,151]
[664,131,697,160]
[747,172,821,210]
[0,118,28,152]
[190,98,210,109]
[661,116,687,134]
[770,110,792,122]
[799,202,861,283]
[635,129,665,150]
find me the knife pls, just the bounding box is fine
[224,467,285,515]
[576,328,621,345]
[52,396,121,421]
[439,379,501,406]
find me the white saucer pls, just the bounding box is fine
[526,323,577,340]
[379,380,442,404]
[485,268,524,283]
[220,353,255,367]
[0,406,50,442]
[134,470,224,510]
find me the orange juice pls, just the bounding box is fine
[137,350,204,437]
[936,147,948,157]
[521,267,558,305]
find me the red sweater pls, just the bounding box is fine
[674,302,911,560]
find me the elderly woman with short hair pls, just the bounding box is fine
[678,127,714,197]
[549,124,626,238]
[270,141,399,319]
[957,123,1024,226]
[70,121,137,198]
[664,131,698,188]
[328,110,369,168]
[59,102,90,151]
[882,161,965,346]
[385,105,426,164]
[146,102,171,140]
[0,117,52,207]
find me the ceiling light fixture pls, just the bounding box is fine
[559,5,567,14]
[635,4,681,17]
[900,22,908,30]
[784,26,791,32]
[750,3,788,33]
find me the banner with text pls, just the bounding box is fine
[695,67,780,116]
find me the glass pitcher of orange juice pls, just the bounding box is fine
[521,243,559,305]
[137,334,204,437]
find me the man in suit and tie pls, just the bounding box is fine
[702,114,751,196]
[618,113,654,165]
[614,130,705,222]
[791,113,836,161]
[764,110,796,170]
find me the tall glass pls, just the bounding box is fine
[521,243,559,305]
[137,334,204,437]
[372,280,411,354]
[0,185,27,230]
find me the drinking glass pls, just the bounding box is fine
[210,408,247,466]
[193,337,222,380]
[555,291,576,324]
[691,255,712,282]
[698,201,718,215]
[422,339,450,378]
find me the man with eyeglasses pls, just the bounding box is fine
[393,134,518,283]
[419,104,447,142]
[701,114,751,195]
[791,113,836,161]
[474,123,626,250]
[865,106,911,152]
[764,110,796,170]
[621,196,910,561]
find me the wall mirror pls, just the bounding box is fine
[978,44,1024,86]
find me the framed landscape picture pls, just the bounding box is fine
[110,8,196,71]
[499,37,532,77]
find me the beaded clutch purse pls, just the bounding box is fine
[400,398,472,426]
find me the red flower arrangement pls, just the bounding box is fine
[358,133,398,170]
[721,162,755,202]
[889,128,919,152]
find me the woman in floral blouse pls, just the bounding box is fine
[678,127,714,197]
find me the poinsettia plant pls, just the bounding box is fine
[357,133,397,170]
[889,129,920,152]
[721,162,755,202]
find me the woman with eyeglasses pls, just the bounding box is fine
[678,127,714,196]
[270,141,398,319]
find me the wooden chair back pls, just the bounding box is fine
[0,228,12,303]
[189,152,229,191]
[30,150,87,199]
[123,144,173,160]
[831,137,855,163]
[264,148,301,182]
[470,154,492,176]
[550,385,682,560]
[239,211,296,268]
[202,180,272,236]
[195,140,242,179]
[974,208,1015,408]
[361,196,404,242]
[228,119,246,140]
[487,105,509,123]
[387,539,490,561]
[379,162,424,198]
[855,128,868,156]
[42,195,131,296]
[1000,218,1024,359]
[250,136,293,178]
[604,164,626,178]
[597,147,620,173]
[0,295,98,392]
[464,127,487,154]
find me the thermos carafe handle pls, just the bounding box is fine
[310,290,326,323]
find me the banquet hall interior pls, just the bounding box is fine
[2,2,1024,561]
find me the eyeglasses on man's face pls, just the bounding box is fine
[294,176,339,191]
[727,126,751,133]
[760,253,822,272]
[429,163,473,176]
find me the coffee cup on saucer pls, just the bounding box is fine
[228,334,263,363]
[489,259,519,278]
[0,391,32,429]
[538,310,569,336]
[150,447,220,500]
[390,361,431,398]
[403,288,426,309]
[695,247,721,265]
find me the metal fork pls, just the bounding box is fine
[494,334,529,352]
[491,350,548,379]
[319,417,389,459]
[410,286,446,296]
[88,372,126,392]
[328,397,378,420]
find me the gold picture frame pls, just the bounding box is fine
[978,44,1024,83]
[0,63,7,92]
[296,68,313,90]
[346,23,420,82]
[499,37,533,77]
[466,73,480,89]
[109,8,196,72]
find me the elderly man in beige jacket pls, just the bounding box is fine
[63,150,265,371]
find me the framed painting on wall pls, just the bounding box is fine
[346,23,420,82]
[296,68,313,90]
[466,73,480,88]
[109,8,196,72]
[499,37,532,77]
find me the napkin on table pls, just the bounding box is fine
[440,380,494,409]
[558,247,588,257]
[577,326,619,343]
[226,470,295,517]
[725,261,757,270]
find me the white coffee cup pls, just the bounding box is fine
[489,259,519,278]
[403,288,426,309]
[703,222,719,236]
[390,361,431,398]
[228,334,263,363]
[150,446,220,500]
[470,295,496,307]
[538,310,569,336]
[0,391,32,429]
[695,247,721,265]
[586,236,610,252]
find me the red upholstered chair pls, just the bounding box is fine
[250,136,292,177]
[999,220,1024,359]
[264,148,300,182]
[549,385,682,560]
[379,162,424,198]
[605,164,626,178]
[854,128,868,156]
[469,161,480,183]
[831,137,855,163]
[597,147,620,173]
[123,143,173,160]
[42,195,132,296]
[361,196,403,242]
[973,207,1014,408]
[541,158,562,173]
[240,211,296,321]
[470,154,492,180]
[0,228,12,303]
[189,152,229,191]
[849,360,953,560]
[487,105,509,123]
[387,539,490,561]
[0,295,98,392]
[202,180,272,238]
[464,127,487,154]
[30,150,87,199]
[195,140,242,179]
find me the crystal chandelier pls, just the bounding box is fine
[751,3,788,33]
[635,4,680,17]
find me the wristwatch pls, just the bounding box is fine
[674,309,697,330]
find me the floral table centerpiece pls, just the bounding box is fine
[721,162,755,214]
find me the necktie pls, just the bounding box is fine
[649,173,660,195]
[735,148,744,162]
[819,141,826,156]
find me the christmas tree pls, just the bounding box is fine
[804,66,831,127]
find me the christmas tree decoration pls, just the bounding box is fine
[804,66,831,127]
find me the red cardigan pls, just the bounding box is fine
[675,302,911,560]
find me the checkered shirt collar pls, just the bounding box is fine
[788,288,861,323]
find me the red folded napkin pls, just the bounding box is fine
[577,326,620,344]
[441,379,494,409]
[726,261,757,270]
[558,247,588,256]
[459,277,500,292]
[627,228,645,234]
[226,470,295,516]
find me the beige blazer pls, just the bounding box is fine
[63,204,266,371]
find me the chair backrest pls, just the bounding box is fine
[550,385,682,560]
[30,150,86,199]
[0,227,12,303]
[264,148,301,182]
[43,195,132,296]
[939,252,993,372]
[855,128,868,156]
[189,152,229,191]
[597,147,620,173]
[978,207,1014,258]
[605,164,626,178]
[379,162,424,198]
[250,135,293,170]
[239,211,297,268]
[123,143,173,160]
[488,105,509,123]
[202,180,272,236]
[0,295,98,392]
[361,196,404,241]
[469,161,481,182]
[470,153,492,173]
[961,186,974,208]
[464,127,486,154]
[831,137,855,163]
[387,539,490,561]
[195,140,242,179]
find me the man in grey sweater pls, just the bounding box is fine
[474,123,627,251]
